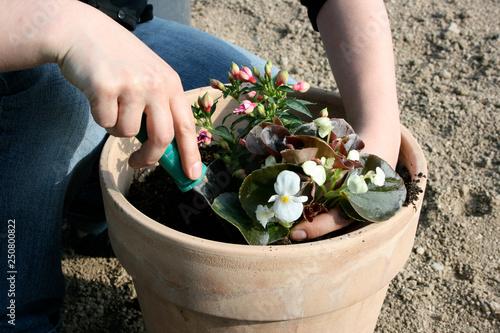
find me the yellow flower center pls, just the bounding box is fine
[280,196,290,203]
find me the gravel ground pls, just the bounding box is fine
[61,0,499,332]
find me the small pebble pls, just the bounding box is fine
[489,301,500,319]
[440,69,452,80]
[480,300,490,313]
[416,246,425,255]
[459,184,470,197]
[447,22,460,34]
[431,263,445,271]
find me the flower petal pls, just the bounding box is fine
[347,174,368,194]
[318,128,329,138]
[256,205,275,228]
[346,150,360,161]
[268,194,279,203]
[372,167,386,186]
[302,161,326,186]
[273,198,304,223]
[265,155,277,167]
[274,170,301,196]
[314,117,331,127]
[291,195,309,203]
[302,161,316,174]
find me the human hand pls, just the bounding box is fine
[51,2,202,179]
[290,133,400,241]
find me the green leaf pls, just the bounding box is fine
[236,117,267,140]
[230,114,254,130]
[341,154,406,222]
[284,98,314,118]
[240,85,263,94]
[338,197,366,222]
[211,126,234,142]
[222,111,236,125]
[278,85,295,93]
[212,193,289,245]
[277,112,306,132]
[209,100,219,117]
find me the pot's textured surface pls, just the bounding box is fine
[100,87,427,333]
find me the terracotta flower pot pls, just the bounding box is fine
[99,87,427,333]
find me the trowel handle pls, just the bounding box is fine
[136,116,206,192]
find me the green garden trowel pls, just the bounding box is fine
[135,116,230,205]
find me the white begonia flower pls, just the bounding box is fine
[313,117,333,138]
[264,155,277,167]
[255,205,275,228]
[371,167,386,186]
[268,170,308,223]
[347,174,368,194]
[302,160,326,186]
[364,167,386,187]
[346,150,360,161]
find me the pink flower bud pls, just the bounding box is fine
[210,78,218,89]
[200,92,213,112]
[210,79,226,91]
[245,91,263,101]
[319,108,329,117]
[233,100,256,115]
[276,69,289,87]
[217,81,226,91]
[239,139,246,147]
[245,91,257,100]
[256,104,266,115]
[232,169,247,180]
[240,66,257,84]
[230,62,240,80]
[219,140,230,151]
[292,81,310,93]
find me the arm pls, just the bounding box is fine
[0,0,202,179]
[291,0,401,240]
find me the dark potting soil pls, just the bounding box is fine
[127,148,423,245]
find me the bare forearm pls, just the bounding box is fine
[317,0,400,167]
[0,0,74,71]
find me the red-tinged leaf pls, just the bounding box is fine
[261,125,290,158]
[331,118,355,138]
[291,135,337,159]
[280,147,319,164]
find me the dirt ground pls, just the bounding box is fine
[60,0,499,332]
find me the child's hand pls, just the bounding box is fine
[52,2,202,179]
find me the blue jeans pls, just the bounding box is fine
[0,18,273,332]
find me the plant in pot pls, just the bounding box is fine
[99,61,427,332]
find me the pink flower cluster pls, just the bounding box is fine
[197,130,212,146]
[228,63,258,84]
[234,100,256,115]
